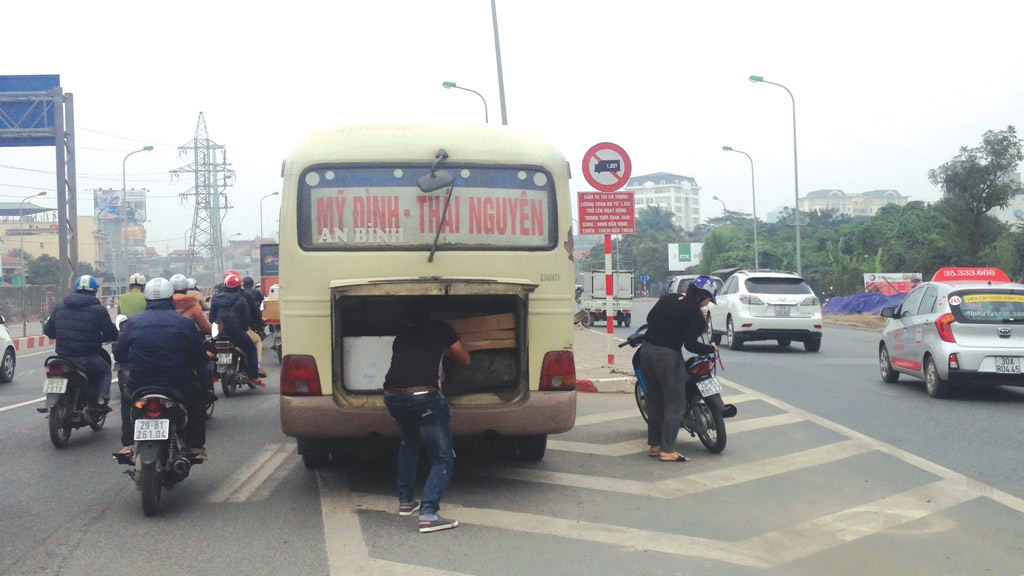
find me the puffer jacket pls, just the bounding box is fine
[173,293,212,336]
[114,299,207,393]
[209,289,251,337]
[43,291,119,357]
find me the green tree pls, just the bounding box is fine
[26,254,59,286]
[928,126,1023,260]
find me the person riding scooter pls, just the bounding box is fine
[209,273,264,386]
[43,275,120,411]
[114,278,211,461]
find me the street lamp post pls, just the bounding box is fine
[712,195,728,215]
[749,75,800,275]
[722,146,759,269]
[260,192,279,241]
[441,81,489,123]
[19,191,46,337]
[120,146,154,294]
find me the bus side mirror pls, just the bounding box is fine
[417,169,454,193]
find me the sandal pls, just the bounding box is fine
[648,447,660,458]
[659,453,690,462]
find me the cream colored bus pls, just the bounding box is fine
[278,124,578,466]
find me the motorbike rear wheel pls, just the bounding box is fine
[695,401,727,454]
[221,374,237,397]
[48,400,72,448]
[89,409,107,431]
[139,461,162,517]
[634,381,649,422]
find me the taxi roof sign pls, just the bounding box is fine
[931,267,1011,283]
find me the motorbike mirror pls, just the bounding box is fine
[417,169,454,193]
[0,314,5,325]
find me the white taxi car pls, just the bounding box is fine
[0,315,17,383]
[878,267,1024,398]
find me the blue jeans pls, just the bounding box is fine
[227,332,260,379]
[66,354,112,402]
[383,390,454,517]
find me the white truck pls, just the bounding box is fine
[579,270,634,327]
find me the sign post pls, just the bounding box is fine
[581,142,633,364]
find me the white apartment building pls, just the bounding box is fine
[800,189,908,217]
[622,172,702,232]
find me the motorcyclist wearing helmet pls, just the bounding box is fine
[43,275,120,410]
[185,277,209,312]
[117,273,148,317]
[240,276,267,377]
[641,275,719,463]
[114,278,211,460]
[209,273,264,386]
[170,274,212,336]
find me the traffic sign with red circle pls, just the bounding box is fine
[582,142,632,192]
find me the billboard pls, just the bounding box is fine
[95,188,147,223]
[863,273,923,296]
[668,242,703,271]
[0,75,60,147]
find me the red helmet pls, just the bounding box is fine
[224,273,242,289]
[224,269,240,279]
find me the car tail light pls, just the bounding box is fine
[800,295,820,306]
[280,354,322,396]
[935,313,956,343]
[948,353,960,370]
[739,295,765,305]
[539,350,576,391]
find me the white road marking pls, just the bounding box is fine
[0,396,44,413]
[207,443,296,503]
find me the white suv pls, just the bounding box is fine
[707,270,823,352]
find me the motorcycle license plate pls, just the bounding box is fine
[696,376,722,397]
[134,419,170,441]
[43,377,68,394]
[217,353,233,365]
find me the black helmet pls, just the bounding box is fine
[242,276,255,288]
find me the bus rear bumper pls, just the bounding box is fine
[280,390,577,440]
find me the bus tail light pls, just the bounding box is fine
[539,350,576,391]
[935,313,957,343]
[280,355,323,396]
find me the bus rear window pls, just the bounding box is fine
[297,165,557,251]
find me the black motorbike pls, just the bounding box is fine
[619,324,737,454]
[39,355,109,448]
[209,335,255,397]
[115,387,204,516]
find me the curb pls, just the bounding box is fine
[12,335,55,351]
[578,377,633,394]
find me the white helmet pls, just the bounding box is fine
[169,274,189,292]
[143,278,174,301]
[128,273,147,287]
[115,314,129,330]
[186,277,197,290]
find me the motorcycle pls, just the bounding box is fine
[115,387,203,517]
[619,324,737,454]
[38,355,109,448]
[208,327,255,397]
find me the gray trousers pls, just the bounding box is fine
[639,343,687,454]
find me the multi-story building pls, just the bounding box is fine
[622,172,702,232]
[800,189,908,217]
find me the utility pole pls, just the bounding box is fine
[170,113,234,286]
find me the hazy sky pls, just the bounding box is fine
[2,0,1022,254]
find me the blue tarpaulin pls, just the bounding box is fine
[823,292,907,315]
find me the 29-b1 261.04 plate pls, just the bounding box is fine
[134,419,170,441]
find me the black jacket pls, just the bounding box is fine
[43,291,119,357]
[241,286,264,330]
[114,299,207,393]
[643,293,715,355]
[209,289,251,337]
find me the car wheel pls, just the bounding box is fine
[777,338,792,347]
[804,338,821,352]
[727,318,743,351]
[0,347,15,383]
[924,356,951,399]
[879,344,899,383]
